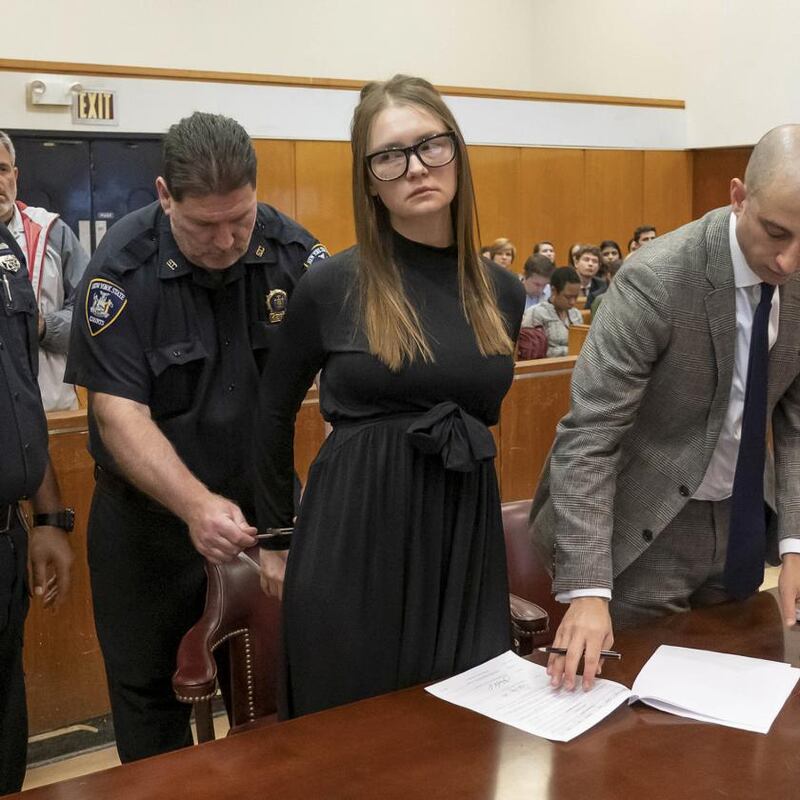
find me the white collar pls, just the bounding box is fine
[6,203,23,236]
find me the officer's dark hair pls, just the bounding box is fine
[162,112,256,201]
[550,266,581,293]
[524,254,555,279]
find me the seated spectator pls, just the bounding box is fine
[599,239,621,266]
[590,258,623,319]
[573,244,606,305]
[0,130,90,410]
[480,245,492,260]
[626,236,638,258]
[489,237,516,269]
[521,253,554,310]
[521,266,583,358]
[533,240,556,263]
[632,224,657,247]
[565,242,583,268]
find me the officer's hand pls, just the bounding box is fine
[547,597,613,691]
[187,494,257,564]
[778,552,800,626]
[28,527,74,608]
[259,549,288,599]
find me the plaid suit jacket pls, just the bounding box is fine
[530,207,800,593]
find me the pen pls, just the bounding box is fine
[539,646,622,660]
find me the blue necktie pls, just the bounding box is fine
[724,282,775,599]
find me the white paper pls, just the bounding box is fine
[425,650,632,742]
[631,645,800,734]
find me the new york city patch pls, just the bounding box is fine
[86,278,127,336]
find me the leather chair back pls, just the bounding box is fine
[502,500,564,636]
[173,548,280,740]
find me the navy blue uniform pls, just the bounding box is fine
[65,201,327,762]
[0,224,49,795]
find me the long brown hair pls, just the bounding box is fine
[351,74,514,371]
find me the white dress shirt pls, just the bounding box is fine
[557,213,797,604]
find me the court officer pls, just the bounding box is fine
[0,222,74,795]
[65,112,328,763]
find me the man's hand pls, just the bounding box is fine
[547,596,613,691]
[28,527,74,608]
[186,493,257,563]
[778,553,800,627]
[259,549,288,599]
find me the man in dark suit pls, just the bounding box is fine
[531,125,800,691]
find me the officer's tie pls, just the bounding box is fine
[724,281,775,599]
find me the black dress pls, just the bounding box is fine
[254,231,526,718]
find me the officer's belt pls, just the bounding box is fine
[94,465,173,516]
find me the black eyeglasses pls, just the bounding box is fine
[366,131,458,182]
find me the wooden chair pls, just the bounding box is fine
[502,499,564,650]
[172,548,280,742]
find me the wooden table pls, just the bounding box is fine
[15,590,800,800]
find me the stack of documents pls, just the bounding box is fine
[630,644,800,734]
[426,646,800,741]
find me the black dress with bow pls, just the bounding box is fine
[254,231,526,718]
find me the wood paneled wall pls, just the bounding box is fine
[692,147,752,219]
[24,413,108,734]
[252,140,694,269]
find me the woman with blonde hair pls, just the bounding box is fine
[489,237,517,269]
[254,74,525,718]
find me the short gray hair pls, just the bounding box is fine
[0,131,15,164]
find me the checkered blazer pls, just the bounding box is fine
[530,207,800,593]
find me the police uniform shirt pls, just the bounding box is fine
[0,224,48,504]
[65,201,328,515]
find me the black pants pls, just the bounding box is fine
[88,480,206,763]
[0,520,28,796]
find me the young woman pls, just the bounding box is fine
[521,266,583,357]
[488,237,517,269]
[254,75,525,718]
[599,239,622,266]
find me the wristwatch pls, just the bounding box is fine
[32,508,75,532]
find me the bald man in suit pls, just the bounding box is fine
[531,125,800,691]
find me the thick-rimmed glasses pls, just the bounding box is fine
[366,131,458,182]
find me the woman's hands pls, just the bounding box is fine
[259,549,288,599]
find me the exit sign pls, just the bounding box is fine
[72,90,118,126]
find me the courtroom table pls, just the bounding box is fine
[14,590,800,800]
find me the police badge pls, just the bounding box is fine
[86,278,127,336]
[265,288,288,323]
[0,253,21,273]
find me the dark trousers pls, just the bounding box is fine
[0,521,28,796]
[88,481,206,763]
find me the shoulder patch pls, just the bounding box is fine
[304,243,330,270]
[86,278,127,336]
[0,253,21,273]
